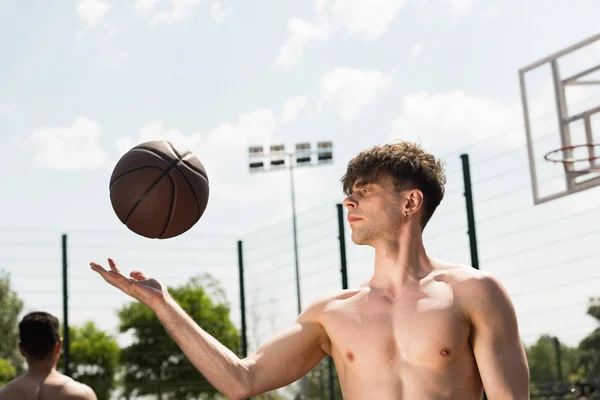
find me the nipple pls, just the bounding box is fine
[439,347,452,357]
[346,351,355,362]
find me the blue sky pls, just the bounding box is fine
[1,0,600,377]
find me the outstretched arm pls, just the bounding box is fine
[91,259,327,400]
[155,296,327,398]
[468,273,530,400]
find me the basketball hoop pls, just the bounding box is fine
[544,142,600,174]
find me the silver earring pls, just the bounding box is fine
[403,211,408,217]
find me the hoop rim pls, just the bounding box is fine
[543,142,600,174]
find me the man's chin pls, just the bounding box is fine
[350,233,370,246]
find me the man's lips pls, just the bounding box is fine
[347,216,362,223]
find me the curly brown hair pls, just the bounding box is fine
[340,141,446,227]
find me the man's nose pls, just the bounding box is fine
[343,196,357,209]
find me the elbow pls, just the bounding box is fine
[225,381,252,400]
[224,387,250,400]
[224,360,252,400]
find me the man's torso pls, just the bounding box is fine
[317,264,484,399]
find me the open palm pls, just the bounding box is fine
[90,258,169,310]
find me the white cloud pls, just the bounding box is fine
[114,110,283,205]
[116,121,204,155]
[210,0,234,23]
[76,0,110,29]
[135,0,161,13]
[318,67,394,123]
[389,91,523,154]
[136,0,228,26]
[75,1,128,68]
[18,103,282,175]
[200,110,279,183]
[275,0,406,68]
[326,0,406,38]
[388,81,597,156]
[281,96,308,123]
[17,117,111,170]
[440,0,476,17]
[115,110,278,179]
[273,18,330,68]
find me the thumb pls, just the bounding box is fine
[130,270,151,280]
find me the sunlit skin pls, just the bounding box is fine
[0,340,97,400]
[89,175,529,399]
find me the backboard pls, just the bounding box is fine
[519,32,600,205]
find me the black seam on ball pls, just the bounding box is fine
[173,162,201,221]
[166,141,191,160]
[181,157,208,182]
[158,173,176,239]
[123,163,179,226]
[134,146,179,166]
[109,165,165,189]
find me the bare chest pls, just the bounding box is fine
[322,287,472,371]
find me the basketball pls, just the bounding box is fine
[109,140,209,239]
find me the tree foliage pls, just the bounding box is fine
[526,335,581,385]
[526,297,600,398]
[579,297,600,378]
[0,359,16,386]
[304,357,342,400]
[58,321,120,400]
[0,271,25,379]
[117,274,240,400]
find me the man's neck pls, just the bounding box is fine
[369,231,433,294]
[25,361,58,379]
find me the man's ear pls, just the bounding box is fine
[405,189,424,214]
[18,342,26,358]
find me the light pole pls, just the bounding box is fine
[248,141,334,315]
[248,141,334,398]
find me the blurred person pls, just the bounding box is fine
[91,141,529,399]
[576,382,595,399]
[0,312,97,400]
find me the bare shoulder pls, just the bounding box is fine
[432,260,504,289]
[0,377,27,400]
[60,378,98,400]
[433,261,514,317]
[0,374,96,400]
[299,288,365,321]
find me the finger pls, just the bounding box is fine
[90,261,108,273]
[130,270,150,280]
[108,258,121,273]
[90,262,130,289]
[90,262,114,283]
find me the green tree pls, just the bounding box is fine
[0,270,25,379]
[0,358,16,386]
[57,321,120,400]
[252,390,288,400]
[579,297,600,378]
[304,357,342,400]
[526,335,580,386]
[118,273,240,400]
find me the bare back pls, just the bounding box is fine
[0,371,97,400]
[316,264,487,400]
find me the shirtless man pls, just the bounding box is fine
[0,312,97,400]
[91,141,530,399]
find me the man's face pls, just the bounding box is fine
[343,175,405,245]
